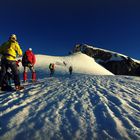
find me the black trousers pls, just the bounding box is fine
[0,71,13,86]
[0,58,20,87]
[50,69,54,76]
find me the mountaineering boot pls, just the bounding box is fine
[23,71,27,82]
[15,85,24,91]
[32,72,36,82]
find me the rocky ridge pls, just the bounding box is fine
[73,44,140,76]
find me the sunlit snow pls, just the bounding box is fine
[0,53,139,140]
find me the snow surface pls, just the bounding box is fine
[33,52,114,76]
[17,52,113,77]
[0,53,140,140]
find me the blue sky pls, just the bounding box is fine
[0,0,140,60]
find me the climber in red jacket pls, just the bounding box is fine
[22,48,36,82]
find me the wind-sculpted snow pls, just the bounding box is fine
[0,75,140,140]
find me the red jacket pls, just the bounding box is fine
[25,50,36,65]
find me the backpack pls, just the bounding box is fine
[22,52,30,66]
[49,63,54,70]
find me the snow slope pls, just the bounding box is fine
[0,53,140,140]
[19,52,113,76]
[0,75,140,140]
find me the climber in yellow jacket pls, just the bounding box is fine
[0,34,24,91]
[0,35,22,60]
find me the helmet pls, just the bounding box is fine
[10,34,17,41]
[29,48,32,51]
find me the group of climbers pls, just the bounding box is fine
[48,63,73,77]
[0,34,36,91]
[0,34,73,91]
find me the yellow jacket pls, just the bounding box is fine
[0,40,22,61]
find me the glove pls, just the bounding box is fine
[28,63,33,67]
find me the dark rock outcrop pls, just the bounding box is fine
[73,44,140,76]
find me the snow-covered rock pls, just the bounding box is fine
[73,44,140,76]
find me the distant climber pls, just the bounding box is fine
[49,63,55,77]
[63,61,67,66]
[69,66,73,75]
[22,48,36,82]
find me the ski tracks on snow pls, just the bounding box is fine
[0,75,140,140]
